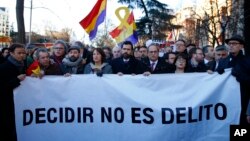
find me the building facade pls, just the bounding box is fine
[172,0,243,47]
[0,7,9,36]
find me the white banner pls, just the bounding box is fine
[14,69,241,141]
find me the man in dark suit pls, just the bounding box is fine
[142,43,172,76]
[0,43,27,141]
[111,41,146,75]
[207,45,228,72]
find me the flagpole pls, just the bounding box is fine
[105,11,107,37]
[104,0,108,39]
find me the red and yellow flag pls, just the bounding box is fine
[26,60,41,76]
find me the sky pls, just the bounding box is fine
[1,0,183,43]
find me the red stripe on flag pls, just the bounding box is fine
[79,0,104,29]
[109,11,135,39]
[109,27,122,38]
[127,12,135,25]
[26,60,40,76]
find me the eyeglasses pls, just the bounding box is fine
[149,51,158,54]
[176,44,185,47]
[54,47,64,50]
[176,58,186,63]
[227,42,241,46]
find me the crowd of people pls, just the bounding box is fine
[0,35,249,141]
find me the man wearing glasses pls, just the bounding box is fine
[217,35,249,125]
[217,35,245,70]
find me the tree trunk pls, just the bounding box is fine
[140,0,152,38]
[16,0,26,44]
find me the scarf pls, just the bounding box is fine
[90,62,107,73]
[51,54,64,65]
[62,56,83,67]
[8,55,24,73]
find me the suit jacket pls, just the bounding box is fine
[187,61,207,72]
[206,60,217,71]
[110,56,146,74]
[141,57,171,74]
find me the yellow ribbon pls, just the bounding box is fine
[115,7,131,29]
[114,7,134,42]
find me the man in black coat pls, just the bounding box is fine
[217,35,248,125]
[111,41,146,75]
[0,43,27,141]
[232,55,250,125]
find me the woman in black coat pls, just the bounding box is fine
[0,43,27,141]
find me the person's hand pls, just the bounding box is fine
[247,115,250,124]
[81,59,87,65]
[96,71,103,77]
[64,73,71,77]
[31,70,44,79]
[17,74,26,81]
[117,72,123,76]
[207,70,214,74]
[143,71,151,76]
[217,68,225,74]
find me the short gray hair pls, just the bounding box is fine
[36,48,49,59]
[53,40,68,53]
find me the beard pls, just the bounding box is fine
[69,56,78,62]
[122,53,130,59]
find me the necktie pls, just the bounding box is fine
[151,62,155,72]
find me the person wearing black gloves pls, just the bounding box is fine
[232,56,250,125]
[217,35,248,125]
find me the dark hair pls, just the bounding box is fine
[102,46,112,52]
[215,45,227,51]
[186,43,196,48]
[188,47,198,58]
[72,41,84,48]
[164,52,176,60]
[36,48,49,59]
[175,39,186,45]
[121,41,133,49]
[8,43,25,52]
[173,53,188,71]
[202,45,213,53]
[102,46,113,58]
[92,48,106,64]
[134,46,140,51]
[1,47,9,55]
[26,44,37,50]
[139,45,147,50]
[148,43,160,52]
